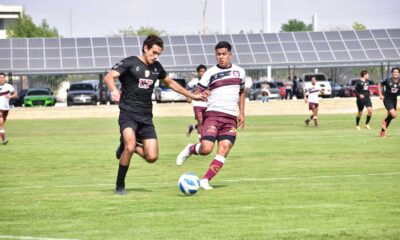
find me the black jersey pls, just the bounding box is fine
[380,78,400,101]
[112,56,167,113]
[354,79,370,98]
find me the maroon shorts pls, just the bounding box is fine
[193,106,207,122]
[0,110,9,122]
[309,102,319,110]
[201,111,237,144]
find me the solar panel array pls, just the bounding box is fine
[0,29,399,74]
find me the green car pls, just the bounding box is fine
[24,88,56,107]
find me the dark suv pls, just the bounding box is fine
[67,83,98,106]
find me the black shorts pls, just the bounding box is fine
[118,110,157,141]
[356,97,372,112]
[384,99,397,111]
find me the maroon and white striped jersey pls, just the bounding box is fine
[197,64,246,116]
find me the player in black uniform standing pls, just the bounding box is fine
[104,35,207,194]
[378,67,400,137]
[355,70,373,130]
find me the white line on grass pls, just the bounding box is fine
[0,235,80,240]
[1,172,399,191]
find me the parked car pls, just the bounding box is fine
[330,82,344,98]
[249,81,280,100]
[296,73,332,98]
[81,79,108,104]
[153,78,188,102]
[342,79,377,97]
[67,82,98,106]
[23,88,56,107]
[10,89,28,107]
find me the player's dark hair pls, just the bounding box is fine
[215,41,232,52]
[0,72,5,77]
[360,70,368,77]
[391,67,400,73]
[142,35,164,53]
[196,64,207,72]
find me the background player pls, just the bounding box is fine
[304,76,323,127]
[186,64,207,139]
[0,72,18,145]
[378,67,399,137]
[176,41,246,190]
[104,35,207,195]
[355,70,373,130]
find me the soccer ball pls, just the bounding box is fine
[178,172,200,195]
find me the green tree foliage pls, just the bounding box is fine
[116,26,165,36]
[352,22,367,30]
[281,19,312,32]
[6,14,59,38]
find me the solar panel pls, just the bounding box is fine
[0,28,398,74]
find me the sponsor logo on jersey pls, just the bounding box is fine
[138,78,153,89]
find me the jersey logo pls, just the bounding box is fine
[233,71,240,77]
[136,66,140,72]
[391,88,398,93]
[363,86,368,90]
[112,61,123,69]
[138,79,154,89]
[145,70,150,78]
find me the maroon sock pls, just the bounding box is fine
[189,143,200,155]
[203,155,225,181]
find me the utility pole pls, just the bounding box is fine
[266,0,272,81]
[69,8,73,37]
[201,0,208,34]
[221,0,225,34]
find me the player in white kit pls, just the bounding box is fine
[176,41,246,190]
[304,76,324,127]
[0,72,18,145]
[186,64,207,139]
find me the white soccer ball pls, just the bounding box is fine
[178,172,200,195]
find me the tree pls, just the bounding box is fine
[281,19,312,32]
[6,14,58,38]
[352,22,367,30]
[116,26,165,36]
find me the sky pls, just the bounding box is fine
[1,0,400,37]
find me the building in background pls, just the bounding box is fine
[0,4,23,39]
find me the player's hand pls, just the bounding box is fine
[379,95,384,100]
[5,95,11,99]
[359,94,364,99]
[111,89,121,103]
[304,99,308,103]
[237,114,245,130]
[192,90,209,102]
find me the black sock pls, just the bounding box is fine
[116,164,129,190]
[309,115,314,120]
[385,115,393,128]
[194,124,198,129]
[356,116,361,126]
[366,115,371,125]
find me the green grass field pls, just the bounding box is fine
[1,111,399,240]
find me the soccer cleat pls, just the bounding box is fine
[186,125,194,137]
[200,179,213,190]
[380,130,386,138]
[356,125,361,130]
[381,120,387,131]
[304,120,309,127]
[2,140,8,145]
[115,187,127,195]
[364,124,372,130]
[176,144,193,166]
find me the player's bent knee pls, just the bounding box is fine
[124,144,136,155]
[145,155,158,163]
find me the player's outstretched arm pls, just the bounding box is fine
[162,77,208,101]
[237,89,245,130]
[7,91,18,99]
[104,70,121,103]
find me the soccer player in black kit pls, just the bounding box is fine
[355,70,373,130]
[378,67,400,137]
[104,35,207,194]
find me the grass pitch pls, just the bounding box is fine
[0,111,399,240]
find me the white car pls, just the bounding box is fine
[297,73,332,98]
[153,78,188,102]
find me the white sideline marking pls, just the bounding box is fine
[221,172,400,182]
[1,172,399,191]
[0,235,80,240]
